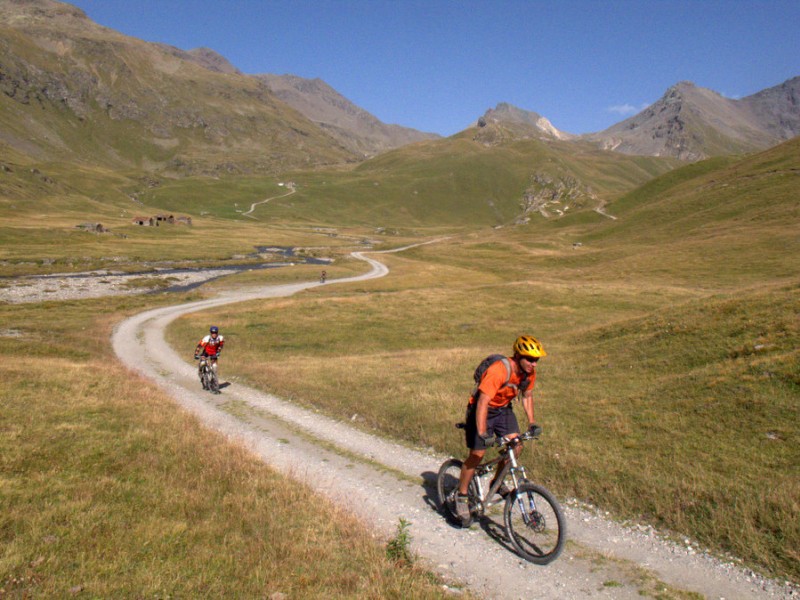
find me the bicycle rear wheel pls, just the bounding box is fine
[504,482,566,564]
[436,458,464,524]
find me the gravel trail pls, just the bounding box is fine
[111,249,795,600]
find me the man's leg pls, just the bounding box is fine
[456,449,484,524]
[488,408,520,496]
[458,449,484,495]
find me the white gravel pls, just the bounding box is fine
[97,247,796,599]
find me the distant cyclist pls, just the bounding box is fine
[320,269,327,283]
[456,335,545,525]
[194,326,224,390]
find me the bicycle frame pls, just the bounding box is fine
[471,436,529,512]
[199,356,218,372]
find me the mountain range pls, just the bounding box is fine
[0,0,798,176]
[585,79,800,160]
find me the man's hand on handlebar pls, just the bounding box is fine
[527,424,543,438]
[479,432,496,447]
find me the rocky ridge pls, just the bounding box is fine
[256,73,439,157]
[584,78,800,160]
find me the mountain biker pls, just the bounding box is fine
[194,326,224,390]
[456,335,546,526]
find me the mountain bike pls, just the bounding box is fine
[196,355,220,394]
[436,426,566,565]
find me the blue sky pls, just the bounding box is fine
[68,0,799,136]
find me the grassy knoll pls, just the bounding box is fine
[0,296,454,598]
[166,144,799,582]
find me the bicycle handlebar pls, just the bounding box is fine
[453,422,542,446]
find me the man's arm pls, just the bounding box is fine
[521,389,535,425]
[475,391,491,437]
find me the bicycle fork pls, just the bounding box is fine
[500,450,542,528]
[508,452,542,529]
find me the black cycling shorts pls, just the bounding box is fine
[464,403,519,450]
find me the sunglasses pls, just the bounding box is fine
[522,356,539,364]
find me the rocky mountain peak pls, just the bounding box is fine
[477,103,573,141]
[0,0,88,25]
[671,80,697,91]
[584,77,799,160]
[185,47,241,74]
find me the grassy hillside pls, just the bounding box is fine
[0,3,354,174]
[258,136,680,228]
[132,132,679,231]
[166,142,799,581]
[600,137,800,240]
[574,137,800,288]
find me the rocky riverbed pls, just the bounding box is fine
[0,267,244,304]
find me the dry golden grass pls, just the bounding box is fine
[167,229,799,583]
[0,299,454,598]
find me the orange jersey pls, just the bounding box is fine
[471,357,535,408]
[197,334,224,356]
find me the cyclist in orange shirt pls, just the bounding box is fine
[456,335,546,525]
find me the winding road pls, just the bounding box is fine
[242,183,296,218]
[111,248,791,600]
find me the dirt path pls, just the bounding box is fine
[111,249,793,600]
[242,183,295,218]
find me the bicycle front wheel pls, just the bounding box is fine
[504,482,566,564]
[209,369,219,393]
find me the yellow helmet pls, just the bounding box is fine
[513,335,546,359]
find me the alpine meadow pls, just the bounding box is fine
[1,1,798,598]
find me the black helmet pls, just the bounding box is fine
[210,326,219,333]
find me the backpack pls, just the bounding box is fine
[471,354,528,401]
